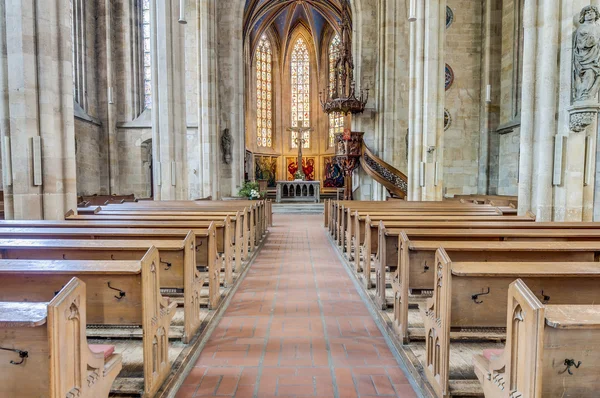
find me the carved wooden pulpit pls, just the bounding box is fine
[334,129,364,200]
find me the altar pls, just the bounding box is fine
[276,180,321,203]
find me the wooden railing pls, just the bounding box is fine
[359,144,408,199]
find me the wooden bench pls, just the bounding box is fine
[331,203,506,245]
[0,249,176,397]
[65,211,242,264]
[360,219,600,278]
[327,200,503,237]
[0,237,213,336]
[352,213,535,267]
[0,218,241,273]
[0,277,122,398]
[372,226,600,309]
[101,198,271,234]
[473,279,600,398]
[394,240,600,343]
[423,250,600,397]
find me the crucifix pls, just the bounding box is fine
[287,126,313,180]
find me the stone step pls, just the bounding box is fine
[272,203,324,214]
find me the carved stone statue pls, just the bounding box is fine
[573,6,600,102]
[221,128,232,164]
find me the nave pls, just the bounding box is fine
[177,214,418,398]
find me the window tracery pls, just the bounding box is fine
[291,37,310,149]
[142,0,152,110]
[328,34,344,148]
[256,35,273,148]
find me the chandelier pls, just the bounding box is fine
[319,0,368,115]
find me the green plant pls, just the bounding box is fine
[238,181,261,199]
[294,170,305,180]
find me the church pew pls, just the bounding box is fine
[350,212,534,261]
[340,208,511,250]
[359,219,600,276]
[355,216,538,277]
[473,279,600,398]
[423,250,600,398]
[0,250,176,398]
[0,277,122,398]
[0,218,241,272]
[331,203,510,246]
[394,240,600,343]
[102,199,270,237]
[328,199,501,236]
[65,211,243,263]
[0,227,229,318]
[373,226,600,309]
[0,238,217,338]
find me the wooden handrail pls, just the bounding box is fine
[360,144,408,199]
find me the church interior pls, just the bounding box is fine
[1,0,600,397]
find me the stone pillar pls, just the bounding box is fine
[151,0,188,200]
[408,0,446,201]
[517,0,560,220]
[198,0,220,199]
[0,0,77,219]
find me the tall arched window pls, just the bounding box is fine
[291,37,310,149]
[70,0,87,110]
[328,34,344,148]
[256,35,273,148]
[142,0,152,110]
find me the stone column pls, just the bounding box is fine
[0,0,77,219]
[408,0,446,201]
[517,0,560,220]
[151,0,188,200]
[198,0,219,199]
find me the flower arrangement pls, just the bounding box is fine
[294,170,305,181]
[238,181,266,200]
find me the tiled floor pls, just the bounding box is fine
[176,214,418,397]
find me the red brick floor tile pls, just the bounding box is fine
[176,214,417,397]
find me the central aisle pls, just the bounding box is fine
[177,214,418,397]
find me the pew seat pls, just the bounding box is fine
[423,251,600,397]
[0,278,122,398]
[473,279,600,398]
[0,249,176,397]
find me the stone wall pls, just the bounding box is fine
[75,119,108,196]
[73,0,109,197]
[116,127,153,198]
[443,0,483,196]
[497,128,519,195]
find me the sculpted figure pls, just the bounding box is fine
[573,6,600,102]
[221,128,232,164]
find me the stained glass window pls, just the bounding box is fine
[142,0,152,110]
[328,35,344,148]
[291,38,310,149]
[70,0,86,109]
[256,36,272,148]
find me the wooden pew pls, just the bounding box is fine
[0,277,122,398]
[360,219,600,277]
[423,249,600,397]
[0,250,176,397]
[327,200,501,238]
[373,226,600,309]
[394,240,600,343]
[473,279,600,398]
[0,238,214,338]
[333,203,506,246]
[352,213,535,265]
[101,199,270,236]
[65,211,241,264]
[0,218,241,273]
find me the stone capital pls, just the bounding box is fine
[568,102,600,132]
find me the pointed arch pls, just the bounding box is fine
[255,35,273,148]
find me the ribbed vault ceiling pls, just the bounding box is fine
[244,0,347,61]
